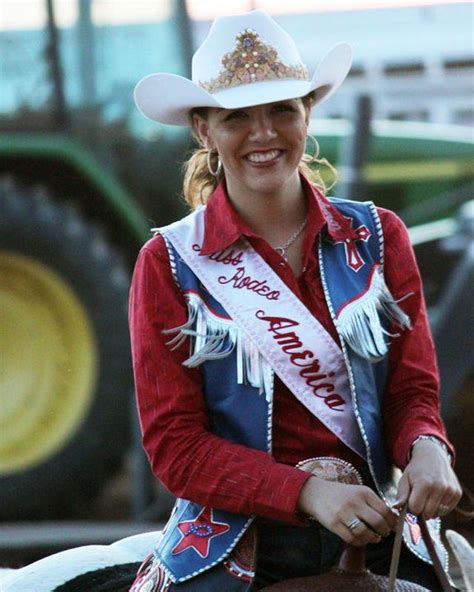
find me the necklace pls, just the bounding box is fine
[274,214,308,261]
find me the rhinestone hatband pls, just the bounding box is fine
[199,29,309,94]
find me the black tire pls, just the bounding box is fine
[0,179,133,519]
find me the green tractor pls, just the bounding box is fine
[0,133,152,519]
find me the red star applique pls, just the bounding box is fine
[406,513,422,545]
[171,507,230,558]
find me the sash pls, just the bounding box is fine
[161,208,366,459]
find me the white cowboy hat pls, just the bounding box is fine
[134,10,352,126]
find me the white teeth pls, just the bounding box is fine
[247,149,280,163]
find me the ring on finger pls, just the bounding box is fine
[437,504,450,516]
[346,518,362,531]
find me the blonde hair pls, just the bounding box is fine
[182,95,338,209]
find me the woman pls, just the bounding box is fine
[1,9,461,592]
[127,9,461,591]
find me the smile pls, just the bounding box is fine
[245,149,281,163]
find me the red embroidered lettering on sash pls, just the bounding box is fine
[218,268,280,301]
[256,311,345,411]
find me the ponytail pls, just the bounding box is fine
[182,148,222,209]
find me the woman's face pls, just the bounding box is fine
[193,98,311,199]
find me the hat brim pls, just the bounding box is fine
[134,42,352,126]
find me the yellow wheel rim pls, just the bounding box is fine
[0,252,98,474]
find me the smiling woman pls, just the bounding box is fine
[128,9,460,591]
[182,100,336,215]
[3,8,462,592]
[191,99,310,215]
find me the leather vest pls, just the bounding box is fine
[153,197,445,585]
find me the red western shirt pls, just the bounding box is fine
[129,179,451,524]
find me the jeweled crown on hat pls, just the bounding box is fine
[192,11,309,95]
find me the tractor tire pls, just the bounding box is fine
[0,180,133,519]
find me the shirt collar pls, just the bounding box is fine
[200,174,355,256]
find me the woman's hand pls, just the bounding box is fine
[297,477,398,546]
[395,439,462,520]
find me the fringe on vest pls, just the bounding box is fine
[163,292,273,402]
[335,265,412,362]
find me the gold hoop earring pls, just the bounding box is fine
[206,150,222,177]
[303,134,320,163]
